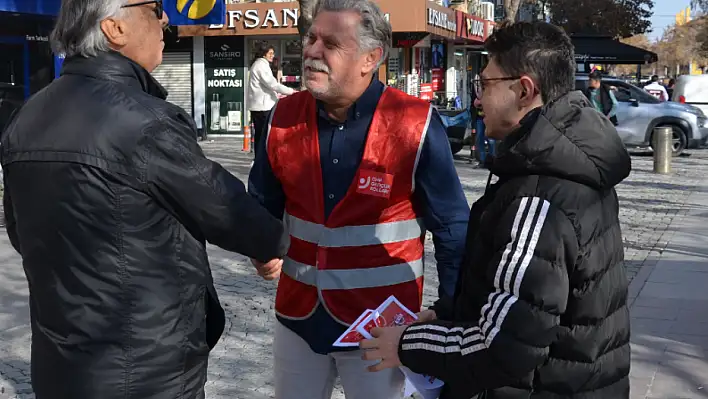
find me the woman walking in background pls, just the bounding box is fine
[247,43,296,157]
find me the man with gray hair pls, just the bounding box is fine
[1,0,289,398]
[248,0,469,397]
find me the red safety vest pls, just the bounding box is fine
[266,87,430,325]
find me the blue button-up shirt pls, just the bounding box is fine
[248,78,469,355]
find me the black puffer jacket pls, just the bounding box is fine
[399,91,632,398]
[1,52,289,399]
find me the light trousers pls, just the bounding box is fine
[273,321,405,399]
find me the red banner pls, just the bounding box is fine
[420,84,434,101]
[431,68,444,92]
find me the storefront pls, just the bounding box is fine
[178,0,490,135]
[453,11,495,109]
[152,28,195,117]
[0,11,59,100]
[0,0,61,129]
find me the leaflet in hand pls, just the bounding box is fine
[333,295,419,346]
[332,295,445,398]
[402,366,445,399]
[332,309,375,347]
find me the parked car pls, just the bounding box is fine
[437,107,472,155]
[0,83,24,134]
[576,75,708,155]
[672,74,708,117]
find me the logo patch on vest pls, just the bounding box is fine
[356,170,394,199]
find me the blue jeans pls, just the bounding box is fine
[475,119,495,164]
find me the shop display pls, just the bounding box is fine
[210,93,221,131]
[204,36,245,134]
[227,102,242,132]
[284,39,302,57]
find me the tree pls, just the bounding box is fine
[547,0,653,38]
[692,0,708,12]
[504,0,524,23]
[297,0,316,39]
[297,0,316,89]
[645,18,708,77]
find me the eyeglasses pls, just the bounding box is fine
[122,0,163,20]
[473,76,521,98]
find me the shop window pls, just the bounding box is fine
[280,39,301,89]
[27,40,53,95]
[0,43,23,86]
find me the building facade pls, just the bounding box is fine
[171,0,494,136]
[0,0,62,100]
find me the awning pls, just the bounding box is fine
[0,0,61,16]
[571,35,658,65]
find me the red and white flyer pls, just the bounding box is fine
[332,296,445,397]
[333,309,375,347]
[355,295,420,338]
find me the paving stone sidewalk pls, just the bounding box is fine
[628,183,708,398]
[0,142,706,398]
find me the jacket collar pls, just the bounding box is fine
[61,51,168,100]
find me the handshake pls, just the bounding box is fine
[250,258,283,281]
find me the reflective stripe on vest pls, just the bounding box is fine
[283,257,424,290]
[285,212,424,247]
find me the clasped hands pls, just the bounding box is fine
[250,258,283,281]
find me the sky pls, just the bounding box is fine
[649,0,692,41]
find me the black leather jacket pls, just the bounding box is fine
[1,51,289,399]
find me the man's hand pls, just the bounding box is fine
[360,325,407,372]
[251,258,283,281]
[416,309,437,322]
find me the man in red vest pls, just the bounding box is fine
[248,0,469,397]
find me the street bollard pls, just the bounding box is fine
[242,125,251,152]
[653,126,672,174]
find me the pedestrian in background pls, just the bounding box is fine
[584,70,619,125]
[473,103,495,167]
[362,21,632,399]
[247,43,296,157]
[248,0,469,397]
[644,75,669,101]
[0,0,289,397]
[667,78,676,100]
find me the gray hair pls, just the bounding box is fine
[51,0,127,58]
[314,0,392,68]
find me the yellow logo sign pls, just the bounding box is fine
[176,0,217,20]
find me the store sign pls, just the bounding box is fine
[431,68,444,92]
[26,35,49,42]
[486,21,496,37]
[455,11,486,42]
[392,32,428,48]
[54,54,65,79]
[204,37,245,134]
[208,7,389,31]
[209,8,299,29]
[420,84,433,101]
[0,0,60,16]
[164,0,226,26]
[427,8,456,32]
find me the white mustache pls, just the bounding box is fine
[304,59,330,74]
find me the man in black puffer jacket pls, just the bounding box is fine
[361,21,631,398]
[1,0,289,398]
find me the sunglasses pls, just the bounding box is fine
[121,0,164,20]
